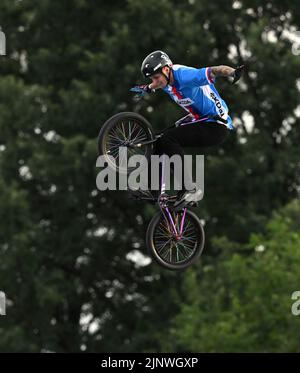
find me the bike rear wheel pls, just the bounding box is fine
[98,112,154,175]
[146,209,205,270]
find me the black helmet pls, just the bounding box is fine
[141,50,173,78]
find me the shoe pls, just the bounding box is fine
[183,187,203,202]
[173,186,203,209]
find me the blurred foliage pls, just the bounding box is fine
[162,200,300,352]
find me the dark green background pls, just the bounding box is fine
[0,0,300,352]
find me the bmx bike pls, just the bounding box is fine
[98,112,205,270]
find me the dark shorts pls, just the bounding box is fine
[149,121,232,193]
[155,121,231,155]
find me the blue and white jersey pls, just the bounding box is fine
[162,64,234,130]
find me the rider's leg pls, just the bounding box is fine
[163,121,230,148]
[147,122,230,196]
[160,122,230,200]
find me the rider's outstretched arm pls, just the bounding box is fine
[210,65,245,84]
[210,65,235,79]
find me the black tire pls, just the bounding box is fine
[146,209,205,271]
[97,112,154,175]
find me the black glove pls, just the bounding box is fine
[232,65,245,84]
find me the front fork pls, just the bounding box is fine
[163,206,187,240]
[159,197,187,241]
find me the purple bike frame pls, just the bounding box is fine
[164,207,187,238]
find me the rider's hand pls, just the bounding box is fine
[232,65,245,84]
[130,85,153,101]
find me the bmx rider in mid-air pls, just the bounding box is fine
[131,50,244,208]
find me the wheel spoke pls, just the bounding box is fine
[113,125,125,141]
[128,121,132,139]
[156,238,172,254]
[130,127,145,143]
[152,213,201,265]
[121,122,127,141]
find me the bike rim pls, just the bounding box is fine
[103,119,150,171]
[153,211,199,265]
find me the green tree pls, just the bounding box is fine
[0,0,299,352]
[164,200,300,352]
